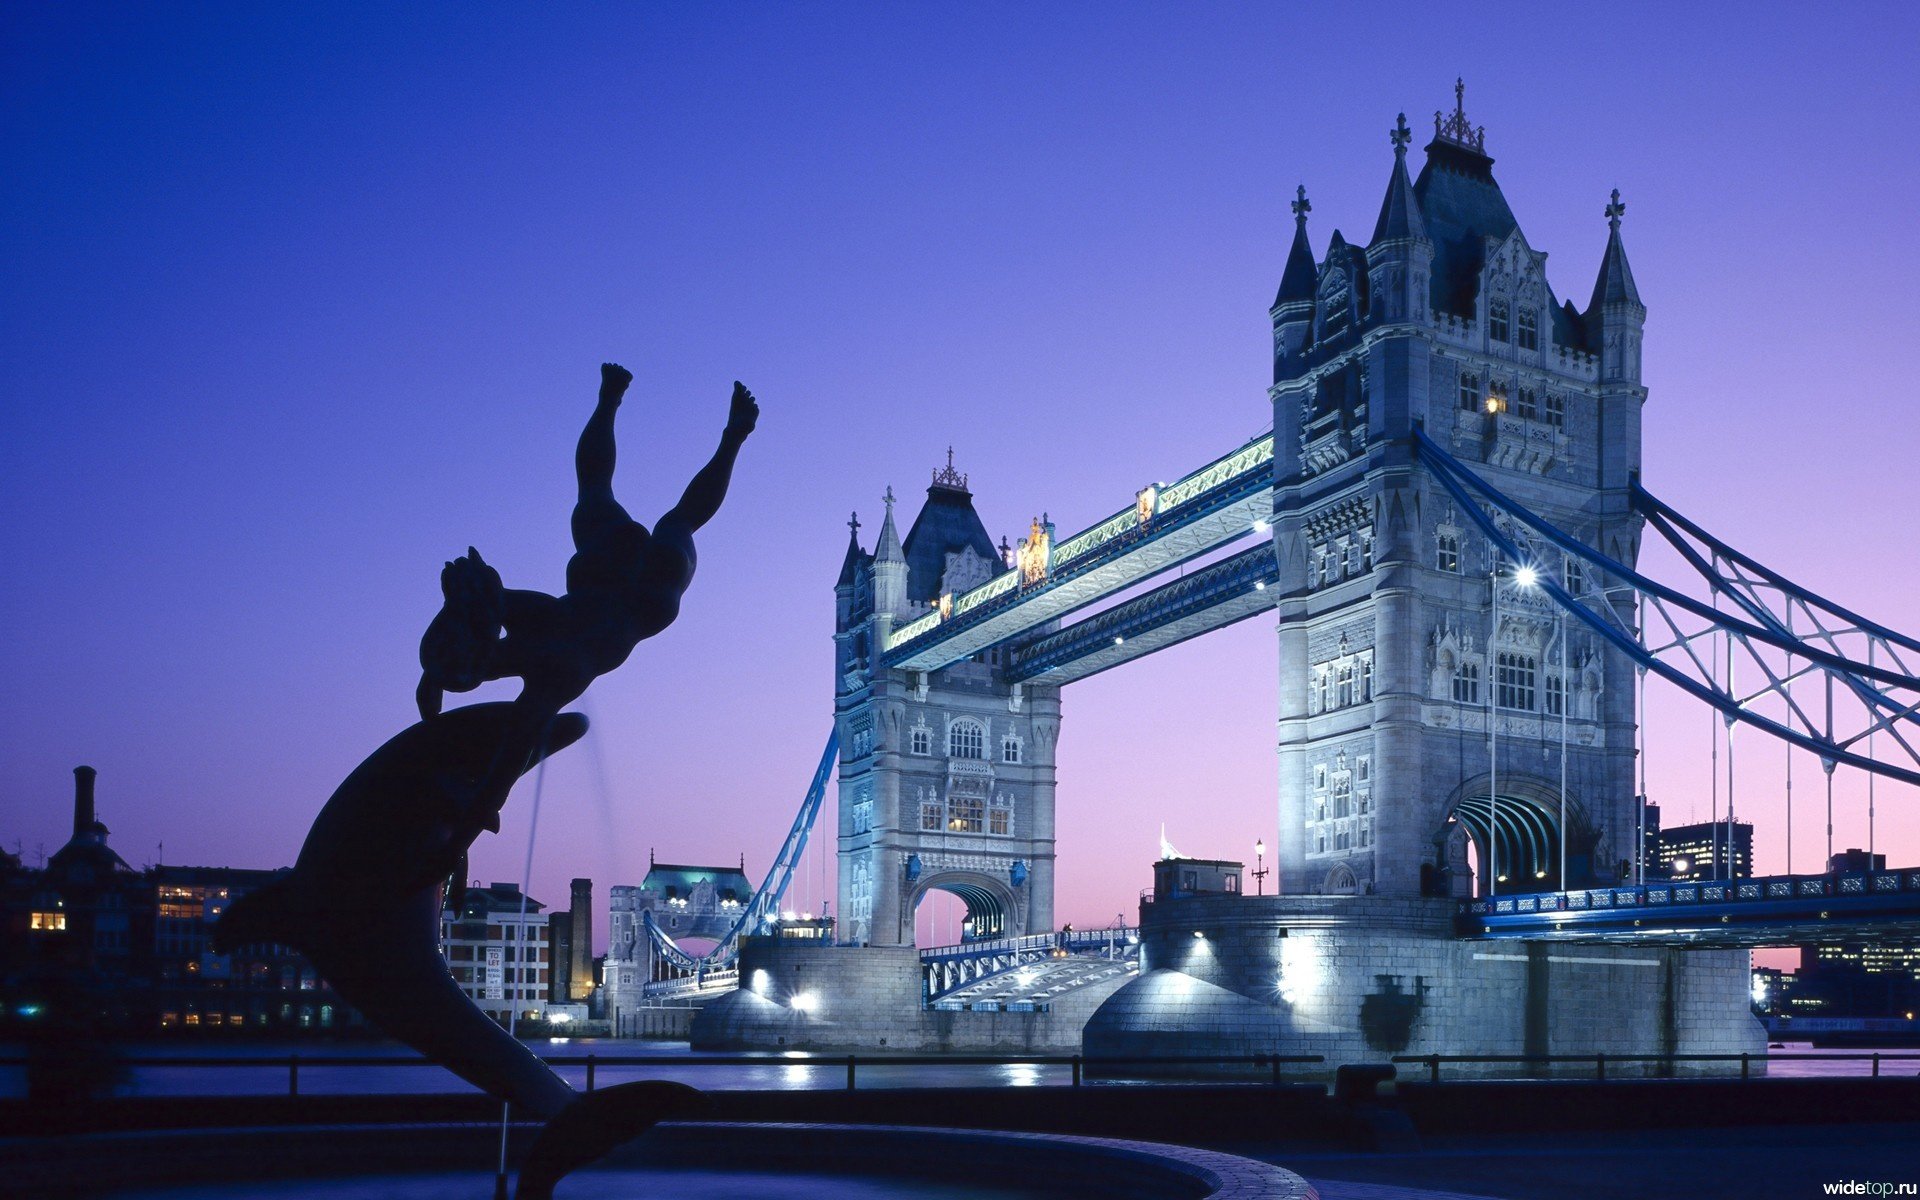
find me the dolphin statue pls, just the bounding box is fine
[215,702,702,1197]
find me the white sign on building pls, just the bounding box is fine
[484,947,504,1000]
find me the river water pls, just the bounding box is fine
[2,1039,1913,1098]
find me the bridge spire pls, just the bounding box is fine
[1434,76,1486,153]
[1370,113,1428,246]
[872,485,908,617]
[836,509,866,588]
[1274,184,1318,310]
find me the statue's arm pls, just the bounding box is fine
[658,382,757,535]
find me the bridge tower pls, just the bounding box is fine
[1270,92,1646,900]
[832,460,1061,946]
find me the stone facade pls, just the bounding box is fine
[833,469,1060,947]
[1085,891,1761,1076]
[1269,92,1645,900]
[601,859,752,1036]
[690,936,1123,1052]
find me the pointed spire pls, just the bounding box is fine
[1370,113,1428,245]
[1274,184,1318,307]
[874,486,905,563]
[1588,188,1643,311]
[836,510,865,587]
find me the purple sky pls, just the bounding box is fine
[5,5,1918,955]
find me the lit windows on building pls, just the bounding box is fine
[1485,380,1509,415]
[1516,307,1538,351]
[29,910,66,931]
[947,789,985,833]
[1495,651,1536,711]
[947,719,984,760]
[1452,660,1480,704]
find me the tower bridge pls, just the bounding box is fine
[673,85,1919,1071]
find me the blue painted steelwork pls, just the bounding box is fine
[640,732,838,979]
[1007,543,1279,683]
[1458,865,1920,945]
[1412,428,1920,786]
[881,434,1274,668]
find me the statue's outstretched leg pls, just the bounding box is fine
[572,363,635,550]
[656,382,758,540]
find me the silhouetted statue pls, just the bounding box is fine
[218,363,755,1198]
[417,362,759,830]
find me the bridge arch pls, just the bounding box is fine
[911,870,1020,945]
[1434,774,1597,896]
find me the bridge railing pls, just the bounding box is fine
[1394,1052,1920,1083]
[919,926,1139,962]
[1459,866,1920,919]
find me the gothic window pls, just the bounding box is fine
[1001,735,1021,764]
[1346,538,1365,574]
[1335,661,1357,708]
[1322,550,1338,587]
[852,787,873,834]
[1459,371,1480,413]
[1495,651,1537,711]
[1361,533,1375,570]
[920,794,943,831]
[1546,670,1567,717]
[1357,755,1371,784]
[1316,667,1332,713]
[989,795,1012,835]
[1517,307,1539,351]
[1313,764,1327,790]
[1437,532,1460,573]
[1359,655,1373,702]
[910,724,932,756]
[947,719,985,760]
[1517,386,1538,421]
[1486,379,1509,415]
[947,791,985,833]
[1563,557,1586,596]
[1452,660,1481,704]
[1489,301,1510,343]
[1545,392,1565,428]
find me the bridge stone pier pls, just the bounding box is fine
[1085,91,1762,1073]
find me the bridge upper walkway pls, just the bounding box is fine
[883,434,1274,674]
[1457,864,1920,945]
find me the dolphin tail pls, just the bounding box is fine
[514,1080,706,1200]
[212,873,306,955]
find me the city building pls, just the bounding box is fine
[1651,813,1753,881]
[439,881,550,1026]
[547,877,594,1006]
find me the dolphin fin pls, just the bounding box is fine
[211,873,306,955]
[514,1080,706,1200]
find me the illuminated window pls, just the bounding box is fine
[1452,660,1480,704]
[989,796,1012,836]
[947,791,985,833]
[1459,371,1480,413]
[1437,532,1460,573]
[1489,301,1510,342]
[30,911,66,931]
[1486,380,1509,415]
[1517,308,1538,351]
[1495,652,1537,711]
[920,800,943,831]
[946,720,984,760]
[1545,392,1565,428]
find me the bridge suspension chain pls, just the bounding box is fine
[1413,428,1920,789]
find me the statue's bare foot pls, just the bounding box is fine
[726,381,759,441]
[600,362,634,404]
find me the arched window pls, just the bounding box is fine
[1489,301,1510,343]
[910,724,932,755]
[1517,307,1539,351]
[1001,735,1021,764]
[1452,660,1480,704]
[947,719,985,760]
[1459,371,1480,413]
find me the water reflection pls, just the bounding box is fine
[999,1063,1042,1087]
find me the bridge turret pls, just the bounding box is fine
[872,487,909,626]
[1270,184,1318,380]
[1364,113,1433,329]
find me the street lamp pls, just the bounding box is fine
[1252,839,1269,896]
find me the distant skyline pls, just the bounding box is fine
[5,4,1918,954]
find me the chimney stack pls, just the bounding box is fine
[73,765,97,838]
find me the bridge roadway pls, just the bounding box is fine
[1457,864,1920,945]
[920,926,1141,1008]
[883,433,1274,674]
